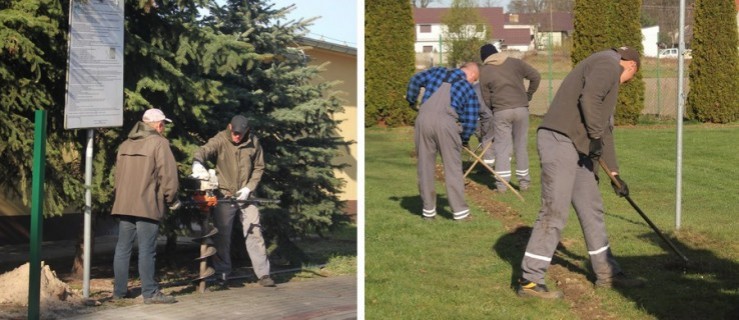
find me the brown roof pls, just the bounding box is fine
[413,7,531,47]
[507,12,574,32]
[413,7,504,25]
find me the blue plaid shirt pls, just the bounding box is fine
[406,67,480,142]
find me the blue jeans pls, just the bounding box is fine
[113,216,160,298]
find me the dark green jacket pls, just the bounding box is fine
[193,129,264,196]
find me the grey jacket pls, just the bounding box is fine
[112,122,179,222]
[539,50,623,171]
[479,53,541,112]
[193,129,264,196]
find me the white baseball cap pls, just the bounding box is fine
[142,108,172,123]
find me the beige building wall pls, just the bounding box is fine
[298,38,358,215]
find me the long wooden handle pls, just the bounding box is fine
[463,146,525,202]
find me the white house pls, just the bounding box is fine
[642,25,660,57]
[413,7,534,65]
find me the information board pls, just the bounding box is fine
[64,0,124,129]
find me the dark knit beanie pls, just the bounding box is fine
[480,44,498,61]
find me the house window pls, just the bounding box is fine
[419,25,431,33]
[422,46,433,53]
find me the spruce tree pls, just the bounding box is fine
[0,0,84,215]
[2,0,351,266]
[365,0,416,126]
[203,0,350,261]
[686,0,739,123]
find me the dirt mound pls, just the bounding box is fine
[0,262,83,313]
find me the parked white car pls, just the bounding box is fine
[659,48,692,59]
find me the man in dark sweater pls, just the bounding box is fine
[517,47,644,299]
[478,44,540,192]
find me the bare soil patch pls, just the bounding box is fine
[456,164,615,319]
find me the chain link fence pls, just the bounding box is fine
[416,51,691,120]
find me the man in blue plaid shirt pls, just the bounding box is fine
[406,62,480,221]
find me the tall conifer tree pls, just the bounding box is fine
[203,0,350,258]
[365,0,416,126]
[572,0,645,125]
[686,0,739,123]
[612,0,644,125]
[0,0,82,214]
[1,0,350,266]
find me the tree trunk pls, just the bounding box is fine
[70,216,94,279]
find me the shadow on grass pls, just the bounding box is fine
[492,226,590,289]
[390,195,461,220]
[462,160,528,192]
[614,233,739,320]
[492,226,739,319]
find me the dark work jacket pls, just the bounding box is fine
[193,129,264,196]
[112,122,179,222]
[539,50,622,172]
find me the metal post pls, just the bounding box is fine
[656,47,661,117]
[83,129,93,297]
[438,34,442,66]
[29,110,47,320]
[675,0,686,229]
[548,5,553,103]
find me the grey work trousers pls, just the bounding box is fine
[415,82,470,220]
[492,107,530,190]
[521,129,621,284]
[473,83,495,162]
[480,106,495,163]
[212,203,271,279]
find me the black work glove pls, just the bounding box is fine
[611,174,629,197]
[588,138,603,160]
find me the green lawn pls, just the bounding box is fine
[364,120,739,319]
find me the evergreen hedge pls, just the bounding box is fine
[365,0,417,127]
[572,0,645,125]
[686,0,739,123]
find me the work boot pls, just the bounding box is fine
[258,275,276,287]
[143,291,176,304]
[205,273,231,290]
[516,278,563,299]
[454,215,473,222]
[110,292,131,302]
[595,272,645,288]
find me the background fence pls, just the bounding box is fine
[416,51,690,119]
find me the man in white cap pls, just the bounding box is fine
[111,108,180,304]
[191,115,275,288]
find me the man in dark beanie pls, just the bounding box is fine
[480,43,498,61]
[479,43,540,193]
[191,115,275,288]
[473,43,500,167]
